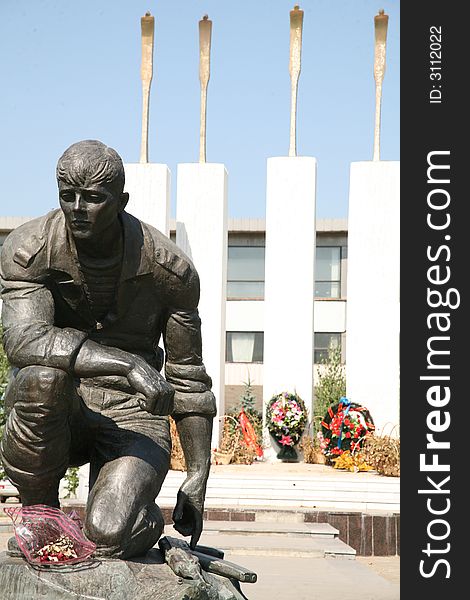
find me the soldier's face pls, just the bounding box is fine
[59,180,127,240]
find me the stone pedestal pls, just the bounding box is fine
[176,164,228,446]
[263,157,317,454]
[124,163,171,236]
[346,161,400,433]
[0,550,248,600]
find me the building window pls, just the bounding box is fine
[226,332,264,363]
[227,246,265,300]
[314,332,342,364]
[315,247,341,298]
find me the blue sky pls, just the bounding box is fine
[0,0,399,220]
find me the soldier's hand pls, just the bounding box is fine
[127,356,174,415]
[173,484,204,549]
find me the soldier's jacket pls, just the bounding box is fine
[0,209,216,417]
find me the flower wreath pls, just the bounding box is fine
[266,392,308,447]
[320,397,375,458]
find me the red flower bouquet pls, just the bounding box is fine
[321,397,375,461]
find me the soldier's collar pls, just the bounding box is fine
[48,210,154,281]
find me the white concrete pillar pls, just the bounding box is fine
[346,161,400,434]
[263,157,317,435]
[176,164,228,447]
[124,163,171,236]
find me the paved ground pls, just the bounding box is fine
[231,554,399,600]
[357,556,400,585]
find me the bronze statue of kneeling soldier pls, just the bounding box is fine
[0,140,215,560]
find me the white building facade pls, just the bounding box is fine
[0,214,399,432]
[199,218,348,416]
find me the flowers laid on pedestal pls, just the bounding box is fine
[320,397,375,464]
[266,392,308,461]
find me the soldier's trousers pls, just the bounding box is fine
[0,365,171,559]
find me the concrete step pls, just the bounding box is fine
[202,520,339,539]
[159,469,400,512]
[165,522,357,560]
[192,532,355,560]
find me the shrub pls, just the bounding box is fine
[63,467,80,498]
[170,416,186,471]
[361,434,400,477]
[313,345,346,437]
[236,377,263,447]
[299,434,326,464]
[216,379,263,465]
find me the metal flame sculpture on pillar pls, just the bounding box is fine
[124,11,170,236]
[140,12,155,164]
[373,9,389,161]
[199,15,212,163]
[289,4,304,156]
[289,5,304,157]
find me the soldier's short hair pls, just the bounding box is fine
[56,140,125,193]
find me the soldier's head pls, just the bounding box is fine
[56,140,129,240]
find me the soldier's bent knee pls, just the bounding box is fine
[84,503,164,558]
[15,366,72,406]
[84,510,127,553]
[16,365,70,387]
